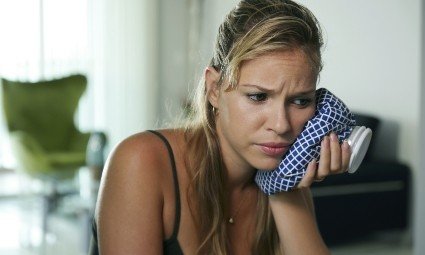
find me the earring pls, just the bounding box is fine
[212,107,218,115]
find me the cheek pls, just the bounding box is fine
[224,101,263,132]
[291,107,316,135]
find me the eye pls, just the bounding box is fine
[293,98,313,107]
[248,93,268,102]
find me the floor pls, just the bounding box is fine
[0,170,413,255]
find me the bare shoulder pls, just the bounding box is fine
[99,130,169,189]
[95,129,182,254]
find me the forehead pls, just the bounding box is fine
[236,49,317,89]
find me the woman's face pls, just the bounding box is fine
[208,49,317,171]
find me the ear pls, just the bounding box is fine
[205,66,221,108]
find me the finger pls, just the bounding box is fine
[297,159,317,188]
[329,132,342,173]
[316,136,330,180]
[341,140,351,172]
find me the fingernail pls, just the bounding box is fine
[323,136,329,147]
[330,132,338,142]
[342,140,351,151]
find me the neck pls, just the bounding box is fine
[225,165,258,225]
[214,121,257,192]
[219,142,257,192]
[224,162,256,193]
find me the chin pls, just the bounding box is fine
[254,158,281,171]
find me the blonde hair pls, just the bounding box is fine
[184,0,323,254]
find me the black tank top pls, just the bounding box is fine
[88,130,184,255]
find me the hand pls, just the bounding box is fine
[297,132,351,188]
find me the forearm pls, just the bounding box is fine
[269,188,329,255]
[301,188,316,217]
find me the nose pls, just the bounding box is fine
[267,105,292,135]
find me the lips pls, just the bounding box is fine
[257,142,291,157]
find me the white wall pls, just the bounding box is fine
[415,1,425,254]
[157,0,190,124]
[300,0,421,169]
[87,0,159,149]
[198,1,237,67]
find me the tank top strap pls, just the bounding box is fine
[148,130,181,239]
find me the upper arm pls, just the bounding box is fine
[95,133,165,255]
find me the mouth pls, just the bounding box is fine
[257,142,292,157]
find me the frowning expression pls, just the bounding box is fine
[208,49,317,172]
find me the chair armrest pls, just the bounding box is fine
[9,131,52,175]
[70,130,108,167]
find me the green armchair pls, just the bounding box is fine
[1,74,90,179]
[1,74,107,246]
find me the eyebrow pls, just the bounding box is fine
[293,89,316,96]
[240,84,274,93]
[240,84,316,95]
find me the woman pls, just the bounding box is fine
[91,0,351,254]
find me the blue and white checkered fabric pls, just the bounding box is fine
[255,88,356,195]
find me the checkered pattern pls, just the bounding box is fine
[255,88,356,195]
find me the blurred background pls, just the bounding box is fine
[0,0,423,254]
